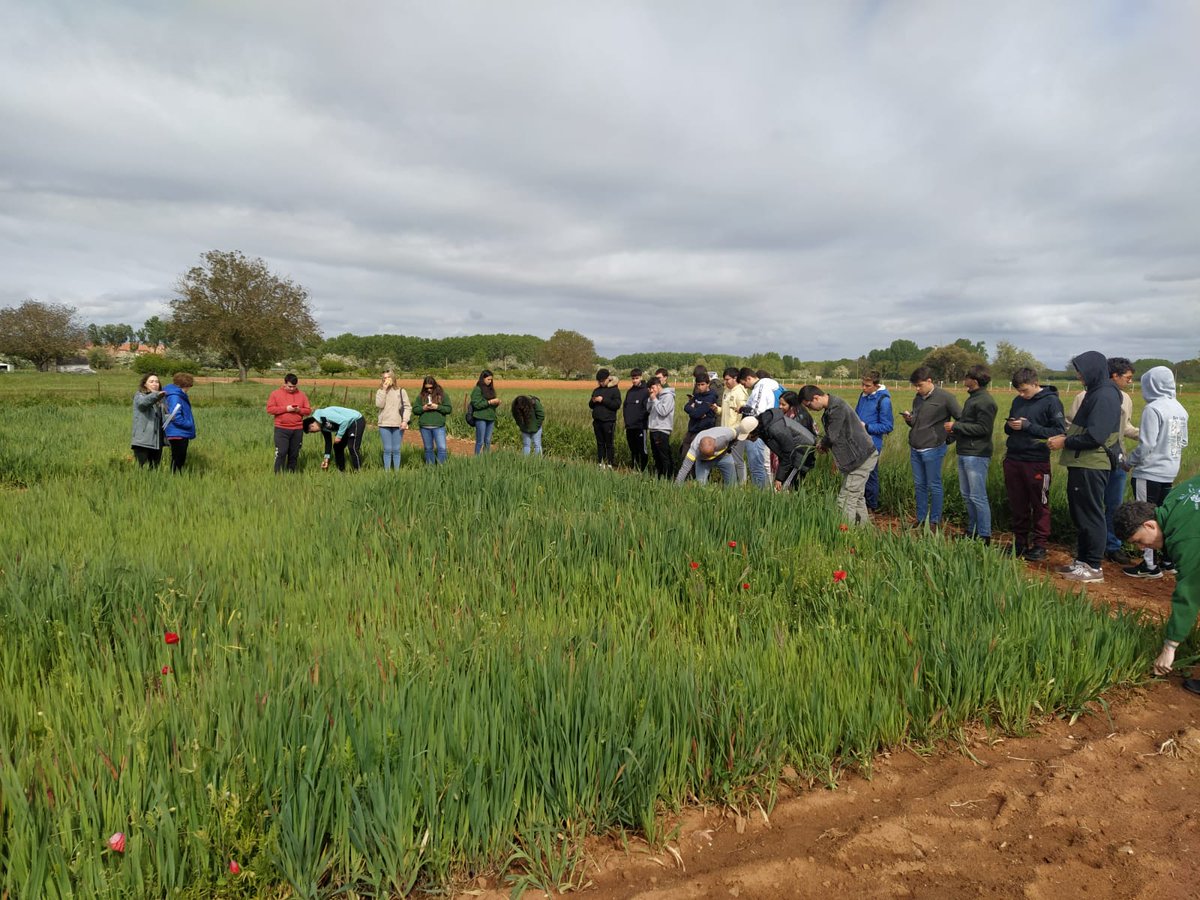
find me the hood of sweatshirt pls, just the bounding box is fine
[599,375,618,389]
[1141,366,1176,402]
[1071,351,1109,391]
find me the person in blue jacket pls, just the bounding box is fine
[855,371,894,512]
[304,407,366,471]
[162,372,196,474]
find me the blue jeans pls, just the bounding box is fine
[1105,467,1126,551]
[379,426,404,469]
[910,444,948,524]
[696,452,737,486]
[474,419,495,455]
[521,428,543,455]
[420,426,447,464]
[747,439,770,488]
[957,455,992,538]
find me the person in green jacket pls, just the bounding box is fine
[469,369,501,455]
[416,375,452,464]
[511,394,546,456]
[947,364,998,542]
[1115,477,1200,696]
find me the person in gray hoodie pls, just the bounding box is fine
[647,370,676,479]
[1123,366,1190,578]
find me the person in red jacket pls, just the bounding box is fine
[266,373,312,473]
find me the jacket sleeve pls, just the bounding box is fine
[604,388,621,412]
[135,391,163,410]
[674,451,697,484]
[470,387,490,412]
[951,397,995,438]
[296,394,312,417]
[945,393,963,420]
[335,414,354,438]
[534,398,545,430]
[1022,397,1066,438]
[1165,537,1200,643]
[267,391,287,416]
[438,397,452,415]
[322,429,333,457]
[651,393,671,417]
[1126,408,1159,470]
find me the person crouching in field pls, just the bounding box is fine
[162,372,196,474]
[131,372,165,468]
[799,385,878,526]
[511,395,545,455]
[1115,479,1200,697]
[304,407,365,471]
[674,424,741,487]
[744,407,817,491]
[267,373,312,473]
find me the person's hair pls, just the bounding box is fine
[511,395,534,431]
[697,436,717,457]
[301,416,318,431]
[420,376,443,403]
[1107,357,1134,378]
[647,376,661,389]
[695,374,710,387]
[1114,500,1157,541]
[965,364,991,387]
[476,369,496,400]
[737,367,755,381]
[654,367,669,378]
[284,373,299,386]
[692,364,708,380]
[755,369,770,379]
[723,366,740,379]
[1011,367,1039,389]
[910,366,932,385]
[172,372,194,388]
[137,373,160,393]
[596,368,610,383]
[861,370,882,385]
[797,385,825,404]
[779,390,800,410]
[630,367,643,377]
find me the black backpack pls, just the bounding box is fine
[464,392,477,427]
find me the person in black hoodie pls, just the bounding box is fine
[1047,351,1122,582]
[680,375,720,463]
[1002,367,1066,561]
[622,368,651,471]
[590,368,622,469]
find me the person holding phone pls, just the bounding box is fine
[1002,367,1065,560]
[375,371,411,470]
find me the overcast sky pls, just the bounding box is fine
[2,1,1198,366]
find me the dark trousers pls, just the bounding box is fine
[168,438,189,473]
[625,427,648,471]
[1003,458,1052,551]
[133,445,162,468]
[593,420,616,465]
[649,430,674,478]
[1066,467,1109,567]
[274,427,303,473]
[330,418,366,471]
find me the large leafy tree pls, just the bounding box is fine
[170,250,320,381]
[922,343,985,383]
[0,300,87,371]
[138,315,172,349]
[537,329,597,379]
[992,340,1044,379]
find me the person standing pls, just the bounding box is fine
[1123,366,1189,578]
[799,386,878,526]
[590,369,621,469]
[947,365,997,542]
[266,373,312,473]
[1047,351,1122,583]
[622,368,651,471]
[131,372,165,469]
[738,367,781,489]
[304,407,366,471]
[855,371,894,512]
[416,376,452,465]
[162,372,196,474]
[375,370,411,470]
[647,371,676,478]
[681,374,719,464]
[900,367,962,529]
[1066,357,1140,563]
[719,367,749,484]
[1002,367,1065,561]
[1114,479,1200,697]
[511,395,545,455]
[469,370,500,455]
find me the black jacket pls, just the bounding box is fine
[1004,385,1065,462]
[590,378,621,424]
[1065,351,1121,453]
[683,387,719,435]
[622,382,651,429]
[755,408,816,485]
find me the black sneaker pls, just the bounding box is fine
[1184,678,1200,697]
[1160,559,1177,574]
[1122,561,1163,579]
[1023,547,1048,562]
[1105,549,1133,565]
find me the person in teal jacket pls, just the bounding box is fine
[303,407,365,471]
[469,370,501,455]
[1115,477,1200,697]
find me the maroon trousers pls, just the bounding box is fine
[1003,458,1052,551]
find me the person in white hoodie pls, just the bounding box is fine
[738,367,781,489]
[1123,366,1189,578]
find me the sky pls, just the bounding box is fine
[2,0,1198,366]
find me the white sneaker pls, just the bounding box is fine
[1058,562,1104,583]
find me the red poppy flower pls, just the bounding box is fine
[728,541,737,548]
[689,561,699,569]
[161,666,170,675]
[164,632,179,645]
[833,570,847,582]
[741,582,750,590]
[229,861,241,874]
[108,832,126,854]
[838,524,849,532]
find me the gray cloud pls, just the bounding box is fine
[2,0,1199,364]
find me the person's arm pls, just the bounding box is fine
[470,387,490,412]
[533,398,546,431]
[375,389,387,410]
[438,396,452,415]
[399,389,411,426]
[295,393,312,417]
[945,392,962,421]
[267,390,287,416]
[134,391,163,410]
[1126,408,1158,470]
[1021,397,1065,438]
[603,388,621,412]
[1157,545,1200,672]
[951,397,995,438]
[674,450,698,484]
[322,428,333,458]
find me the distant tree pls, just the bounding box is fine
[537,329,596,378]
[91,323,135,348]
[992,341,1044,378]
[922,343,984,383]
[138,314,171,349]
[831,364,851,381]
[86,346,113,370]
[1133,358,1174,375]
[170,250,320,381]
[0,300,88,371]
[953,337,987,357]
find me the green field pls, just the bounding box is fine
[0,373,1189,897]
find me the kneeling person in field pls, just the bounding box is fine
[1115,478,1200,697]
[674,425,741,487]
[799,385,878,526]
